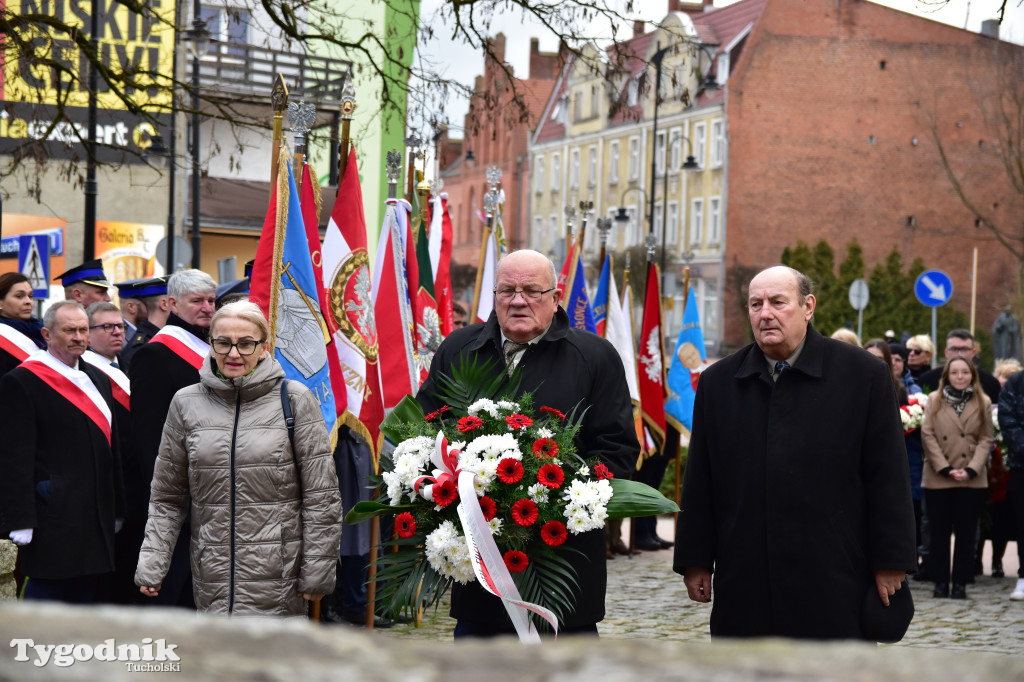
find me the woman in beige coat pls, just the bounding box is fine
[921,356,992,600]
[136,301,342,616]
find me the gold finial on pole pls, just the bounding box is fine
[338,79,356,179]
[270,74,289,199]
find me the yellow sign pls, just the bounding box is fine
[2,0,175,111]
[96,220,165,286]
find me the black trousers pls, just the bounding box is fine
[925,487,985,585]
[1009,469,1024,578]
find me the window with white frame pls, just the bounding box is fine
[624,207,639,247]
[550,214,560,253]
[655,131,666,176]
[609,141,619,184]
[570,148,580,188]
[711,119,725,167]
[591,84,600,118]
[534,154,544,193]
[588,146,597,187]
[533,216,544,249]
[628,137,639,180]
[627,78,639,107]
[667,201,679,245]
[653,202,663,242]
[669,127,682,171]
[709,196,721,243]
[201,6,250,56]
[703,278,719,343]
[693,121,707,169]
[717,53,730,86]
[551,153,561,191]
[691,198,704,245]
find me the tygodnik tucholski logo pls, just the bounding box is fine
[10,638,181,671]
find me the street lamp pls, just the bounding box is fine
[183,11,210,269]
[83,0,100,260]
[661,134,699,296]
[614,186,647,248]
[647,44,670,240]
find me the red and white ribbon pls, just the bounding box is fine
[82,349,131,411]
[413,432,462,501]
[22,350,112,444]
[149,325,210,370]
[0,324,38,362]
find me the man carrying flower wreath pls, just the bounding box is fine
[417,250,640,638]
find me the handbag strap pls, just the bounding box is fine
[280,380,302,492]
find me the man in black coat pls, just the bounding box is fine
[128,269,215,608]
[116,276,169,371]
[0,301,125,603]
[917,329,1001,403]
[674,266,917,639]
[417,249,639,637]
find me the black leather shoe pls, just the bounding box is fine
[992,561,1004,578]
[341,613,395,628]
[635,537,665,551]
[655,535,674,549]
[951,584,967,599]
[933,582,949,598]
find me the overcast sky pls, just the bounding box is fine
[413,0,1024,138]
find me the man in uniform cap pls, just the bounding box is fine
[117,277,170,369]
[55,259,111,308]
[115,278,150,340]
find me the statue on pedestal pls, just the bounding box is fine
[992,306,1022,361]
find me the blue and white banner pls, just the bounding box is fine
[665,286,705,434]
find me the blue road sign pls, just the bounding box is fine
[18,235,50,298]
[915,270,953,308]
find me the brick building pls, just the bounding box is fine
[438,34,562,290]
[723,0,1024,351]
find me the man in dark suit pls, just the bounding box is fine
[918,329,1001,403]
[675,266,917,639]
[117,277,170,369]
[417,249,639,637]
[0,301,124,603]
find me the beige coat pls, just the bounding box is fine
[920,389,993,490]
[135,355,342,616]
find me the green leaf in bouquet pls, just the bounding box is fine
[345,501,415,525]
[432,355,521,414]
[513,549,581,629]
[370,544,451,620]
[379,394,426,445]
[606,478,680,518]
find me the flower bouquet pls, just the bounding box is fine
[346,357,678,640]
[900,393,928,433]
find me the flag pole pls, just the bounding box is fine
[338,81,355,179]
[470,167,503,321]
[289,100,315,192]
[270,75,288,200]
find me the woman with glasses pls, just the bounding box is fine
[0,272,46,378]
[905,334,935,384]
[921,356,993,599]
[136,301,343,616]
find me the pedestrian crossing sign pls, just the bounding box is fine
[18,234,50,298]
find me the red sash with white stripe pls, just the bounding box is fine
[82,350,131,412]
[149,325,210,370]
[0,324,39,362]
[22,353,112,444]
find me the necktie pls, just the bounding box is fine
[503,340,529,376]
[774,360,790,379]
[111,361,120,370]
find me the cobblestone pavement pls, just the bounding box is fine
[371,520,1024,655]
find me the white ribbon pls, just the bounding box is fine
[456,467,560,643]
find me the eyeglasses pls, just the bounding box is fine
[89,323,127,334]
[946,346,974,354]
[494,287,555,302]
[907,348,926,355]
[211,338,265,356]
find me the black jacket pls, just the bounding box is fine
[128,313,207,506]
[417,307,639,629]
[0,357,125,579]
[674,325,917,639]
[998,370,1024,470]
[119,318,160,370]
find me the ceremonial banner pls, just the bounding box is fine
[299,162,347,418]
[613,270,645,456]
[561,250,596,333]
[592,255,611,337]
[473,232,497,324]
[412,210,441,382]
[373,198,417,409]
[637,263,667,448]
[322,148,385,458]
[250,153,338,441]
[665,286,706,435]
[428,193,454,336]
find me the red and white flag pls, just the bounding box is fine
[429,193,455,336]
[473,232,498,324]
[321,148,385,458]
[637,263,667,449]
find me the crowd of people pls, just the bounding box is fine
[1,255,1022,643]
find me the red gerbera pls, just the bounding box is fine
[432,479,458,507]
[511,499,539,526]
[540,520,568,547]
[505,413,534,430]
[496,458,525,484]
[424,405,450,422]
[532,437,559,459]
[537,463,565,489]
[503,550,529,573]
[540,406,566,420]
[479,496,497,521]
[593,463,614,480]
[395,512,417,538]
[457,415,484,433]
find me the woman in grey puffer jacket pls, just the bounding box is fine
[136,301,342,616]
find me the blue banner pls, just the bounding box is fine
[665,286,705,433]
[564,252,596,334]
[274,163,338,435]
[592,255,611,334]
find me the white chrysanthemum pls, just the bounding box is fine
[468,398,499,418]
[424,521,476,584]
[527,483,550,504]
[577,465,590,478]
[488,518,503,535]
[497,400,519,411]
[566,515,589,534]
[465,433,522,462]
[536,427,554,439]
[382,470,404,505]
[591,479,614,504]
[562,479,598,506]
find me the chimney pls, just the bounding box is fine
[633,20,646,38]
[668,0,682,12]
[980,19,1000,39]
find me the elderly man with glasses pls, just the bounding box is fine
[416,249,639,638]
[918,329,1001,403]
